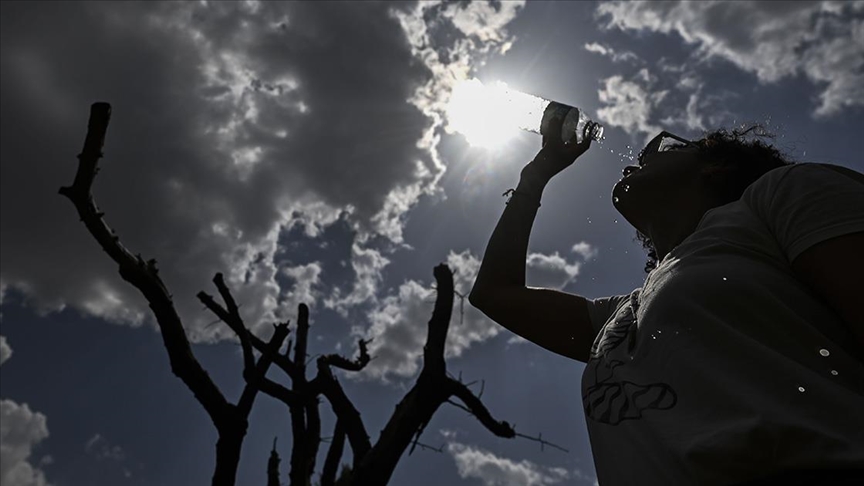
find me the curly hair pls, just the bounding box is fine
[635,123,795,273]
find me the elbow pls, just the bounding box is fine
[468,287,487,310]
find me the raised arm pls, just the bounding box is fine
[469,118,599,362]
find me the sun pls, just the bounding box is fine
[445,78,548,151]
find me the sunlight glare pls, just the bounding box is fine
[446,78,549,150]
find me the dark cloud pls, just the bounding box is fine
[0,1,436,340]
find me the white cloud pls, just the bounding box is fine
[0,335,11,366]
[84,433,125,462]
[324,243,390,316]
[583,42,639,63]
[351,250,499,382]
[280,261,322,313]
[352,243,595,382]
[571,242,598,261]
[0,338,51,486]
[447,442,578,486]
[596,1,864,118]
[596,73,664,142]
[379,0,527,243]
[0,401,50,486]
[525,252,581,290]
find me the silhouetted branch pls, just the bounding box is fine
[321,420,346,486]
[424,264,454,373]
[60,102,256,486]
[213,273,255,373]
[267,437,281,486]
[237,323,290,416]
[446,378,515,438]
[60,102,229,427]
[410,442,445,454]
[320,338,372,371]
[512,431,569,454]
[293,304,310,372]
[248,333,301,382]
[310,358,372,466]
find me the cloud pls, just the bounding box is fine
[0,338,51,486]
[0,1,528,345]
[447,442,583,486]
[352,243,595,382]
[595,1,864,118]
[596,72,665,142]
[279,261,322,312]
[325,243,390,316]
[525,252,582,290]
[583,42,639,64]
[0,1,452,343]
[383,0,526,242]
[84,433,125,462]
[350,250,500,382]
[0,335,11,366]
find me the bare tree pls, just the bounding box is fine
[61,102,566,486]
[60,101,293,486]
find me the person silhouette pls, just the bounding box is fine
[470,114,864,485]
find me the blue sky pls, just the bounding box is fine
[1,1,863,485]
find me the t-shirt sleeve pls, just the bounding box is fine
[585,294,630,333]
[741,163,864,263]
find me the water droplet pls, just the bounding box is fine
[613,219,619,223]
[830,370,839,376]
[657,330,662,334]
[819,348,830,357]
[798,386,806,392]
[624,185,630,192]
[613,197,620,203]
[587,218,592,224]
[722,277,728,281]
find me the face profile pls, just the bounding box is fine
[611,137,709,239]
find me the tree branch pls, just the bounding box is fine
[310,358,372,464]
[320,338,372,371]
[424,264,454,374]
[213,273,255,373]
[446,377,515,438]
[248,333,300,381]
[256,376,309,408]
[321,420,346,486]
[59,102,230,426]
[237,323,290,416]
[293,303,310,374]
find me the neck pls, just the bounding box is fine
[646,200,716,263]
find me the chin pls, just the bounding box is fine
[611,180,643,232]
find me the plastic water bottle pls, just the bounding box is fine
[534,100,604,145]
[490,84,603,145]
[447,79,604,147]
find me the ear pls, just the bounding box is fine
[700,163,736,201]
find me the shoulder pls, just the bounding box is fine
[746,162,864,193]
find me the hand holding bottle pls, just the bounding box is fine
[522,110,596,185]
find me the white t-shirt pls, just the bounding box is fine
[582,163,864,485]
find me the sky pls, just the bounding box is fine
[1,1,863,485]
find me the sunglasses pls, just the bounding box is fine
[637,131,695,166]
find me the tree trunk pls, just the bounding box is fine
[212,422,247,486]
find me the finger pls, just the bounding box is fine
[543,112,565,149]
